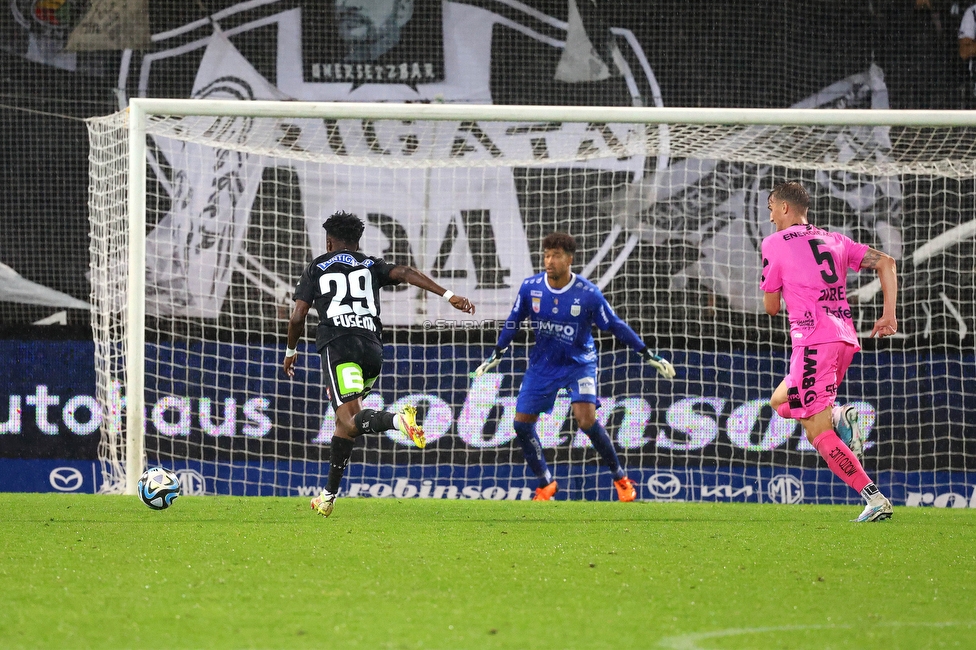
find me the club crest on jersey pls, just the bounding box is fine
[571,305,581,316]
[532,297,541,313]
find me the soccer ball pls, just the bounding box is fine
[137,467,181,510]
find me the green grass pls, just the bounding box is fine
[1,495,974,649]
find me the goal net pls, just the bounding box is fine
[86,99,976,505]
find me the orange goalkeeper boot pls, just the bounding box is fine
[533,481,558,501]
[614,477,638,502]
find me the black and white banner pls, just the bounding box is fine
[136,2,902,329]
[138,1,657,324]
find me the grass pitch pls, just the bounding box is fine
[1,494,974,649]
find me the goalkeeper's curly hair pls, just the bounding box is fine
[323,210,365,246]
[542,231,577,255]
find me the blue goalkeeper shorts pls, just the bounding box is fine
[515,362,600,415]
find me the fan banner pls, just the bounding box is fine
[139,1,900,325]
[300,0,446,86]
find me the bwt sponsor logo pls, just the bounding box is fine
[905,486,976,508]
[298,478,533,501]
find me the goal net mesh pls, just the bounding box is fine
[86,106,976,504]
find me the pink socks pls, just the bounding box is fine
[813,430,871,493]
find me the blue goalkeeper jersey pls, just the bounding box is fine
[495,272,646,375]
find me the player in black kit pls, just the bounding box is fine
[283,211,474,517]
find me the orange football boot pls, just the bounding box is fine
[533,481,558,501]
[614,477,638,502]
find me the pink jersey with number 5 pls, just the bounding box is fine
[760,224,869,348]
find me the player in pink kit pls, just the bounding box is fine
[761,181,898,522]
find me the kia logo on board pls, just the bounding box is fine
[49,467,84,492]
[646,472,682,499]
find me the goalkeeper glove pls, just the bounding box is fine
[641,348,676,379]
[474,346,508,377]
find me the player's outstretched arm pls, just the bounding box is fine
[389,266,475,314]
[860,248,898,338]
[594,292,677,379]
[474,346,509,377]
[283,299,311,378]
[474,286,528,377]
[640,347,677,379]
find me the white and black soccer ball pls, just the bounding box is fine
[137,467,181,510]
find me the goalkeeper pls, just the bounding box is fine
[474,232,675,501]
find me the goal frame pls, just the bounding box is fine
[120,97,976,494]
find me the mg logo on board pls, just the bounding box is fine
[175,469,207,495]
[766,474,805,504]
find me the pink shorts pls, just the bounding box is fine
[785,342,857,419]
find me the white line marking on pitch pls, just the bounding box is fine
[658,621,975,650]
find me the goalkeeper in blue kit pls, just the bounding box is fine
[475,232,676,501]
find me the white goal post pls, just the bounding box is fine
[88,98,976,503]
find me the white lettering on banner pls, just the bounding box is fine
[0,389,101,436]
[905,486,976,508]
[659,396,726,450]
[152,396,192,436]
[0,384,877,453]
[341,479,532,501]
[456,374,517,448]
[0,395,21,434]
[61,395,102,435]
[198,398,236,437]
[660,396,876,452]
[150,395,271,438]
[242,398,273,437]
[290,119,642,167]
[25,385,60,435]
[726,399,795,451]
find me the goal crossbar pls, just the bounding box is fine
[129,98,976,127]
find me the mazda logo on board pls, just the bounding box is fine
[49,467,84,492]
[646,472,682,499]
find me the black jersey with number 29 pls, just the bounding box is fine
[293,251,401,350]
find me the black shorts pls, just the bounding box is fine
[319,334,384,410]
